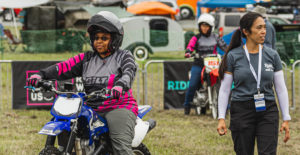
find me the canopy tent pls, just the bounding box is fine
[54,1,90,14]
[198,0,257,8]
[83,6,133,18]
[0,0,50,39]
[197,0,257,17]
[127,1,176,19]
[0,0,50,8]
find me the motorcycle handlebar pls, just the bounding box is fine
[25,80,111,99]
[189,53,219,59]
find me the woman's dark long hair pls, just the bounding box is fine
[219,12,263,80]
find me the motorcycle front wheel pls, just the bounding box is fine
[211,85,219,119]
[212,104,218,119]
[132,143,151,155]
[39,146,60,155]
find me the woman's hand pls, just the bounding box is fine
[217,119,227,136]
[111,86,123,99]
[280,121,290,143]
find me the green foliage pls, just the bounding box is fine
[1,29,91,53]
[276,31,300,64]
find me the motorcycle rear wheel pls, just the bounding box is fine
[195,106,201,115]
[133,143,151,155]
[195,106,207,115]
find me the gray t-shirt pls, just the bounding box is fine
[226,45,282,101]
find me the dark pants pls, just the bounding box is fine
[229,100,279,155]
[184,65,202,107]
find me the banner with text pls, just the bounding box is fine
[163,61,193,109]
[12,61,84,109]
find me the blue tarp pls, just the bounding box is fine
[217,30,246,55]
[217,30,235,55]
[197,0,257,17]
[0,23,4,37]
[198,0,256,8]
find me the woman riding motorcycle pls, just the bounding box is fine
[27,11,138,155]
[184,13,227,115]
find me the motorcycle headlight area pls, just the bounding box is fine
[53,96,81,116]
[204,57,219,73]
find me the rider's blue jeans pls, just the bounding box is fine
[184,65,202,107]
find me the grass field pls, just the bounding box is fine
[0,51,299,155]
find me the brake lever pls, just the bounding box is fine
[24,86,42,93]
[24,86,35,91]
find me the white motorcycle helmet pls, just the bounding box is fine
[197,13,215,33]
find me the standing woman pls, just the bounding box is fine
[217,12,291,155]
[183,13,227,115]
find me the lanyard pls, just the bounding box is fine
[244,44,262,94]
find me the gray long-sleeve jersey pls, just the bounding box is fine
[38,50,138,115]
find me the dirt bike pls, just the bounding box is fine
[190,53,221,119]
[25,80,156,155]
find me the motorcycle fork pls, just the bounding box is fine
[45,135,56,147]
[206,74,213,108]
[207,86,212,108]
[65,120,78,154]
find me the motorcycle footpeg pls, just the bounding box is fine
[147,119,156,132]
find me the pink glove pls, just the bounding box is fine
[185,53,191,58]
[111,86,123,99]
[26,74,42,87]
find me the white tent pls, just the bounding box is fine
[0,0,50,39]
[0,0,50,8]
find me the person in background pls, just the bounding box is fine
[18,9,26,24]
[0,23,4,37]
[26,11,138,155]
[217,12,291,155]
[183,13,227,115]
[252,5,276,50]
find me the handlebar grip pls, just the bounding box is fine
[24,86,36,91]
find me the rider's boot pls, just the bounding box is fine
[184,106,190,115]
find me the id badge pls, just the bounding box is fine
[195,53,200,59]
[254,93,266,112]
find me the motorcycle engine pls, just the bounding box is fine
[80,139,95,154]
[193,91,207,106]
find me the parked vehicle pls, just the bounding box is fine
[177,0,198,19]
[92,0,128,8]
[211,11,291,36]
[127,0,180,19]
[25,80,156,155]
[158,0,180,19]
[190,54,220,119]
[120,15,185,61]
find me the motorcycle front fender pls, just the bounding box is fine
[39,121,71,136]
